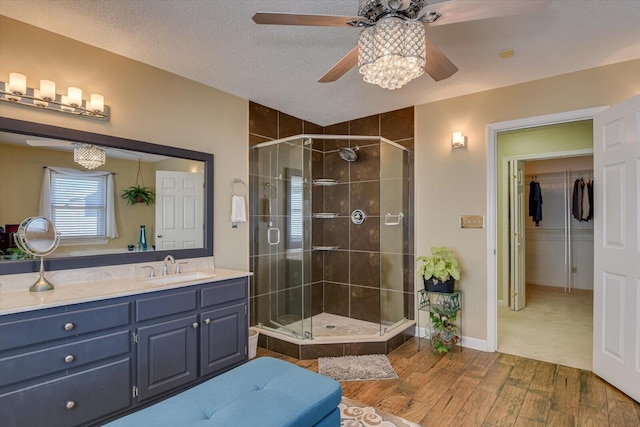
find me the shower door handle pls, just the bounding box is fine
[267,227,280,245]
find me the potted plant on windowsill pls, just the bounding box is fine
[417,246,461,293]
[121,185,155,206]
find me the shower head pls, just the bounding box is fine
[339,146,358,162]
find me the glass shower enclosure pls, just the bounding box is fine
[249,135,413,341]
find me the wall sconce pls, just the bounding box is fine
[452,131,467,149]
[0,73,109,121]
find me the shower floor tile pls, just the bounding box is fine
[310,313,381,337]
[275,312,381,340]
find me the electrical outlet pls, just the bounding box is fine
[460,215,484,228]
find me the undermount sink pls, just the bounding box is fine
[144,272,216,285]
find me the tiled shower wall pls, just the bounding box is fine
[249,101,415,331]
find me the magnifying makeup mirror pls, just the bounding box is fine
[14,217,61,292]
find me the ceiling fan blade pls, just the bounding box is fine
[252,12,364,27]
[426,0,551,26]
[424,38,458,81]
[26,139,73,147]
[318,46,359,83]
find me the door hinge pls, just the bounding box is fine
[133,386,139,398]
[132,333,138,344]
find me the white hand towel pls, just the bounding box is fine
[231,195,247,223]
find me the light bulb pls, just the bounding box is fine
[68,87,82,107]
[90,94,104,113]
[8,73,26,95]
[40,80,56,101]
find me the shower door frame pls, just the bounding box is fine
[251,134,413,341]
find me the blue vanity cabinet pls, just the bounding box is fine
[199,279,248,376]
[135,289,199,401]
[200,303,246,376]
[0,275,249,426]
[0,301,133,427]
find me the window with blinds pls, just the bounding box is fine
[288,174,303,249]
[50,171,107,240]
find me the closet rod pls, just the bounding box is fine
[525,169,593,179]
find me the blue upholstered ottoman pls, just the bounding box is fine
[104,357,342,427]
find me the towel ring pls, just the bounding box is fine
[230,178,247,197]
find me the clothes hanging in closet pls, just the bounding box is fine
[528,180,543,226]
[572,178,593,221]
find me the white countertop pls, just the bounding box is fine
[0,267,251,316]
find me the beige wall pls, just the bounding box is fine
[0,16,249,269]
[415,59,640,343]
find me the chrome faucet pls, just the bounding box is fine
[162,255,176,275]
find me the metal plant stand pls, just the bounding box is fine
[417,289,462,359]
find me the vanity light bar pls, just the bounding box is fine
[0,73,109,121]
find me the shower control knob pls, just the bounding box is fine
[351,209,366,225]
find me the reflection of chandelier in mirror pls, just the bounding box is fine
[74,144,106,169]
[358,17,425,90]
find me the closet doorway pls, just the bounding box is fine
[496,120,595,370]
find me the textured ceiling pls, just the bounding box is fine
[1,0,639,126]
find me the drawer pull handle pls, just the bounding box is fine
[66,401,76,410]
[64,322,75,331]
[64,355,75,363]
[192,322,199,329]
[204,318,211,325]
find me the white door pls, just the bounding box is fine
[155,171,204,250]
[593,94,639,401]
[509,160,526,311]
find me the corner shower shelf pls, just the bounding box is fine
[312,179,338,186]
[312,246,339,251]
[312,213,339,219]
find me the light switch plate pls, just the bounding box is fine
[461,215,484,228]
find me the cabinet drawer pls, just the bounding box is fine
[0,330,130,387]
[0,358,131,427]
[201,279,247,308]
[136,289,197,322]
[0,302,130,351]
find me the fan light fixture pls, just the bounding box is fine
[358,17,425,90]
[74,144,106,169]
[1,72,109,121]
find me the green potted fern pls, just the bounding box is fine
[121,185,155,206]
[121,159,155,206]
[417,246,461,293]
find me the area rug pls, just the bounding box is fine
[318,354,398,381]
[340,397,422,427]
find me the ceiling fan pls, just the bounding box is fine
[25,139,140,159]
[253,0,551,89]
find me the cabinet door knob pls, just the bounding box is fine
[192,322,199,329]
[66,401,76,410]
[204,318,211,325]
[64,355,74,363]
[64,322,75,331]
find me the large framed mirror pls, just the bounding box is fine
[0,117,214,275]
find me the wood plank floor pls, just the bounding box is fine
[256,338,640,426]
